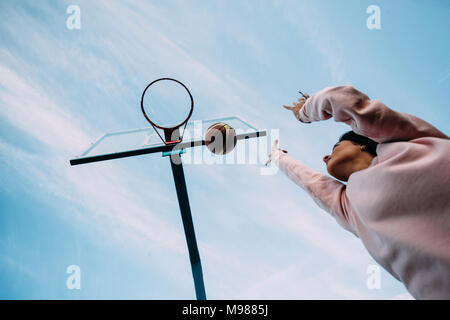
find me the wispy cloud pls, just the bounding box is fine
[0,64,90,153]
[273,0,348,83]
[437,71,450,84]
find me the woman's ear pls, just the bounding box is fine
[361,145,367,151]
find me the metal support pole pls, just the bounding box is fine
[168,152,207,300]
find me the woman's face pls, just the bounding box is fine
[323,140,370,182]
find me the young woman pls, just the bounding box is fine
[270,85,450,299]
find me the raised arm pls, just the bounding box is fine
[273,150,357,236]
[296,86,449,143]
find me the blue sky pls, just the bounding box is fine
[0,0,448,299]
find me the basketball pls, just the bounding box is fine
[205,122,237,155]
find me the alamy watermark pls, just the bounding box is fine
[66,5,81,30]
[366,5,381,30]
[66,265,81,290]
[165,121,282,175]
[366,264,381,290]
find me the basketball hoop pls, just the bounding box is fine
[140,78,194,145]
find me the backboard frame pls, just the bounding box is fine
[70,116,267,166]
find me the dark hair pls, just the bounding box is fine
[333,131,378,157]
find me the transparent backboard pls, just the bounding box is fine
[70,116,266,165]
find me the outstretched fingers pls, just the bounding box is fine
[266,139,288,166]
[272,139,279,151]
[266,140,277,166]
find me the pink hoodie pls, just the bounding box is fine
[276,86,450,299]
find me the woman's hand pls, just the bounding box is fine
[265,139,287,166]
[283,93,309,119]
